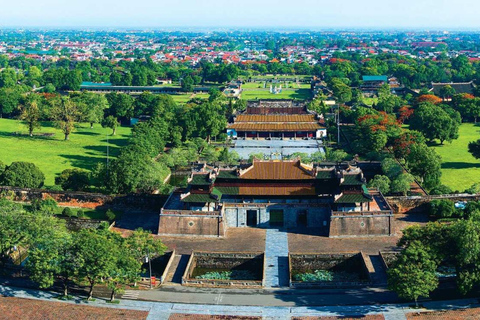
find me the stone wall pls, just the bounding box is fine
[386,194,480,214]
[0,186,168,210]
[158,215,225,237]
[289,252,372,289]
[329,214,393,237]
[182,252,264,288]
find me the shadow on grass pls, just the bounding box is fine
[442,162,480,169]
[59,154,104,171]
[84,145,122,155]
[0,131,58,141]
[99,138,129,148]
[74,131,101,136]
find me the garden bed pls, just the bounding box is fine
[289,253,371,289]
[182,251,264,288]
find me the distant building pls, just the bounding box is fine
[360,75,388,94]
[158,160,393,237]
[431,81,476,96]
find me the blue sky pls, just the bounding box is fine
[1,0,479,29]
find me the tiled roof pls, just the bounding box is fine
[341,174,364,186]
[432,82,475,95]
[189,174,212,186]
[239,161,315,180]
[228,123,323,132]
[215,186,316,196]
[216,170,239,179]
[335,193,371,203]
[181,188,222,203]
[235,114,317,123]
[316,170,334,179]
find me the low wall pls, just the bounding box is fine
[182,251,264,288]
[0,186,168,210]
[289,252,372,289]
[158,214,225,237]
[160,250,176,285]
[386,194,480,214]
[329,214,393,237]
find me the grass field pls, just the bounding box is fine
[432,123,480,191]
[0,119,132,186]
[241,88,312,100]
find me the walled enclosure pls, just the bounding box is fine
[329,214,393,237]
[289,253,372,288]
[182,251,264,288]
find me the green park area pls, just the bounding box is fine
[241,88,312,100]
[432,123,480,191]
[0,119,132,186]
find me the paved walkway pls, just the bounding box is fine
[264,228,289,288]
[1,284,479,320]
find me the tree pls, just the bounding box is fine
[102,115,119,135]
[1,161,45,188]
[126,228,167,262]
[330,78,352,103]
[325,149,348,162]
[0,86,24,118]
[27,232,78,297]
[181,75,194,92]
[74,229,118,300]
[390,173,414,195]
[428,199,456,218]
[55,168,90,191]
[50,96,80,140]
[468,139,480,159]
[105,93,134,120]
[19,96,41,136]
[368,175,391,194]
[405,143,442,190]
[73,92,108,128]
[439,85,456,101]
[387,241,439,307]
[410,103,460,144]
[219,148,240,166]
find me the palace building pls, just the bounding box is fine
[159,160,393,238]
[227,100,327,140]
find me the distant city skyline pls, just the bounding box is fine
[1,0,480,30]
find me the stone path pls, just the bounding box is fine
[264,228,289,288]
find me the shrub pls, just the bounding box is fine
[62,207,75,218]
[428,199,456,218]
[429,185,453,195]
[106,209,116,221]
[55,169,90,191]
[77,209,85,219]
[0,161,45,188]
[39,198,58,215]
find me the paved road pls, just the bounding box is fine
[1,284,479,320]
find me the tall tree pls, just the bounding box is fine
[19,96,41,136]
[50,96,80,140]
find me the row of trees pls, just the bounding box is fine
[0,198,165,301]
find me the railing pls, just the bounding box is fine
[160,209,221,217]
[331,210,392,216]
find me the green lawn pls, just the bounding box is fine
[0,119,131,186]
[432,123,480,191]
[241,88,312,100]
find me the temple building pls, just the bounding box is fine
[159,160,393,238]
[227,100,326,140]
[226,100,326,159]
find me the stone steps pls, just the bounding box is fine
[164,255,189,285]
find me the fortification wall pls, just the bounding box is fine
[329,214,393,237]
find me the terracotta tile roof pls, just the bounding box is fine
[235,114,317,122]
[239,161,315,180]
[228,123,323,132]
[238,186,316,196]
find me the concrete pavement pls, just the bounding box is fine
[1,284,480,319]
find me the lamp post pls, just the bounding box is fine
[145,248,152,289]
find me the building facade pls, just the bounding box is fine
[159,160,393,238]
